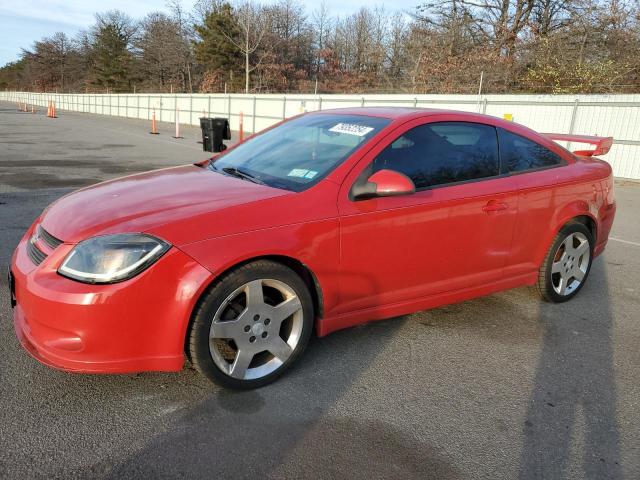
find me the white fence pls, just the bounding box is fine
[3,91,640,179]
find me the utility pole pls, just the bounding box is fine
[476,71,484,113]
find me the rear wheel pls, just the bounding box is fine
[188,260,314,389]
[536,222,593,303]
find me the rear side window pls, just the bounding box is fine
[498,128,564,173]
[372,122,500,189]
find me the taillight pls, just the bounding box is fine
[603,176,615,206]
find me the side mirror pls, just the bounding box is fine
[352,169,416,200]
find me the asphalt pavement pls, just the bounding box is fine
[0,102,638,479]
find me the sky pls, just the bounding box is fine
[0,0,420,66]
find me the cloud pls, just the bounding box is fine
[0,1,96,28]
[0,0,196,64]
[0,0,196,27]
[317,0,419,16]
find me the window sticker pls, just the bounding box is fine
[304,170,318,179]
[287,168,309,178]
[329,123,374,137]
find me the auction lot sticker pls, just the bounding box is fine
[329,123,374,137]
[287,169,318,179]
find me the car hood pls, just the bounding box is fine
[40,164,291,245]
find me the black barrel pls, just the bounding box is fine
[200,117,231,152]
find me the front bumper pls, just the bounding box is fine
[10,229,212,374]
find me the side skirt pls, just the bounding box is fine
[316,271,538,337]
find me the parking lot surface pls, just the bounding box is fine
[0,102,639,479]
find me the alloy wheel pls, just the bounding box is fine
[551,232,591,296]
[209,278,303,380]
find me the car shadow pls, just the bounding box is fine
[101,316,460,480]
[518,259,622,479]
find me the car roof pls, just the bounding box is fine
[307,106,479,120]
[308,106,551,139]
[306,106,571,160]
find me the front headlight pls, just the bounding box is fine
[58,234,171,284]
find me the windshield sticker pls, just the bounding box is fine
[304,170,318,179]
[287,168,309,178]
[329,123,374,137]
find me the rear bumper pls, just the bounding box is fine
[10,231,212,374]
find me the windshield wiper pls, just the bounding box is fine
[220,166,267,186]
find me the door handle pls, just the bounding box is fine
[482,200,508,213]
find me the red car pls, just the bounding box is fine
[9,108,616,389]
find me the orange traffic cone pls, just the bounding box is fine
[149,109,159,135]
[47,101,52,117]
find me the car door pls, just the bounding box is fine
[336,118,519,315]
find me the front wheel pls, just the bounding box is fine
[188,260,314,389]
[536,222,594,303]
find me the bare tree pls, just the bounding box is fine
[415,1,480,57]
[384,13,410,89]
[167,0,196,92]
[21,32,85,91]
[531,0,570,36]
[137,12,191,91]
[311,1,331,77]
[2,0,640,94]
[462,0,535,58]
[220,1,268,93]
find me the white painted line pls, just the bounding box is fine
[610,237,640,247]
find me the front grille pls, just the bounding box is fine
[38,226,63,249]
[26,225,64,266]
[27,240,47,265]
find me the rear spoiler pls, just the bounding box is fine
[542,133,613,156]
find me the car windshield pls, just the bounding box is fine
[210,113,390,191]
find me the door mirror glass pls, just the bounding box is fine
[352,169,416,200]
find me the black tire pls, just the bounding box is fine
[188,260,314,389]
[536,222,594,303]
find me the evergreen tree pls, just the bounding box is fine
[193,2,243,91]
[88,11,137,92]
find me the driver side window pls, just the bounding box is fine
[372,122,500,190]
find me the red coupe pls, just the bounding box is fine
[9,108,616,388]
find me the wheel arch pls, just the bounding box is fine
[255,255,324,319]
[536,210,598,268]
[183,254,324,359]
[570,214,597,241]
